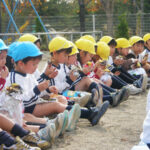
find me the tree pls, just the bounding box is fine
[115,14,129,39]
[99,0,115,36]
[78,0,85,32]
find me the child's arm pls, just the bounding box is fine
[37,64,57,86]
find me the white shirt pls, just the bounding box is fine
[5,70,48,107]
[107,56,113,65]
[42,63,70,93]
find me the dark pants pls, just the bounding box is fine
[111,75,127,89]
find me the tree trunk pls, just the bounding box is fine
[78,0,85,32]
[105,0,114,36]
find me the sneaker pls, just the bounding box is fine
[88,101,109,126]
[141,74,148,91]
[121,86,130,101]
[22,132,50,149]
[91,85,103,107]
[126,84,142,95]
[66,104,81,131]
[72,92,91,107]
[51,110,69,137]
[37,123,56,144]
[3,136,41,150]
[111,91,122,107]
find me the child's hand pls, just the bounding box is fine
[49,86,58,94]
[83,65,93,74]
[38,80,50,92]
[95,68,104,78]
[44,65,58,79]
[69,71,78,81]
[0,66,9,79]
[114,71,120,76]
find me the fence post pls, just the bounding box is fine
[92,14,95,38]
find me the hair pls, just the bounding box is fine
[16,55,42,64]
[133,40,144,46]
[51,47,72,56]
[77,49,88,65]
[34,39,41,45]
[108,39,117,47]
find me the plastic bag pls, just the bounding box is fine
[0,83,23,126]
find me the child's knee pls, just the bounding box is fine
[57,95,67,105]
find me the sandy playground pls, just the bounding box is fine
[38,51,148,150]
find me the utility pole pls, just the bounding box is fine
[78,0,85,32]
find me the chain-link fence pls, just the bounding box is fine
[0,13,150,41]
[0,31,102,50]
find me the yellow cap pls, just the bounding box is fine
[18,34,39,43]
[96,41,110,60]
[99,36,113,44]
[69,41,79,56]
[48,37,72,53]
[116,38,131,48]
[75,39,96,55]
[143,33,150,42]
[80,35,96,44]
[129,36,144,46]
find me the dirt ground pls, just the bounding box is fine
[39,52,148,150]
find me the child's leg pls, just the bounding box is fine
[0,114,29,137]
[74,76,92,91]
[0,129,16,147]
[75,77,103,106]
[23,113,47,124]
[23,123,40,133]
[56,95,68,105]
[33,101,67,117]
[0,114,15,132]
[111,75,127,89]
[119,72,135,84]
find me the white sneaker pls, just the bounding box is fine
[126,84,142,95]
[37,123,56,144]
[141,74,148,91]
[3,136,41,150]
[71,92,91,107]
[66,104,81,131]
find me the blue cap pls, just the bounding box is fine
[0,39,9,51]
[8,42,20,57]
[12,41,43,62]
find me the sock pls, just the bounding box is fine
[0,131,16,147]
[80,108,91,119]
[67,100,75,105]
[11,124,29,138]
[66,105,72,111]
[88,82,98,92]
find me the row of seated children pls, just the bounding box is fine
[0,36,109,149]
[1,32,150,149]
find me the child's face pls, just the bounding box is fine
[68,54,77,65]
[120,48,129,56]
[132,42,144,55]
[109,45,116,56]
[92,55,100,63]
[80,51,93,64]
[0,50,7,68]
[145,39,150,49]
[53,51,69,64]
[35,41,41,49]
[19,58,40,74]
